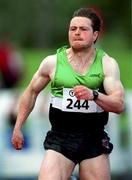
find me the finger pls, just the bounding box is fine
[12,140,24,150]
[75,92,82,100]
[16,144,23,150]
[74,88,81,95]
[15,142,23,150]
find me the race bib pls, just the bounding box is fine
[62,88,99,113]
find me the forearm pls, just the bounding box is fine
[95,91,124,113]
[14,87,37,130]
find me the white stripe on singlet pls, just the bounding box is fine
[50,96,104,113]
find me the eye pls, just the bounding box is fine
[80,27,89,31]
[69,26,76,31]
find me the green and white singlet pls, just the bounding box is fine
[49,46,109,132]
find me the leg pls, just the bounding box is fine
[79,154,111,180]
[38,149,75,180]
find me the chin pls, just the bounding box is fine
[72,44,87,51]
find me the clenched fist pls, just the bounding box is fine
[74,85,93,100]
[11,129,24,150]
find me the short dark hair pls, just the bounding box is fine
[72,8,102,32]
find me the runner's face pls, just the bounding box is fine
[68,17,98,50]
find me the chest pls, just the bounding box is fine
[53,59,104,89]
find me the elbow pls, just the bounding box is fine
[112,91,125,114]
[116,107,124,114]
[115,103,125,114]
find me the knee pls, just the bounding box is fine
[38,164,58,180]
[80,169,111,180]
[38,163,71,180]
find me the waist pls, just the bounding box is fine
[51,96,62,109]
[49,105,109,133]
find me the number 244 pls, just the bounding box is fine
[66,98,89,109]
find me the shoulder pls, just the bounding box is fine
[38,54,57,72]
[102,53,120,77]
[41,54,57,66]
[102,53,118,65]
[36,54,57,78]
[40,46,67,68]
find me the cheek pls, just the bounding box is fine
[83,32,93,41]
[82,35,90,42]
[68,32,74,43]
[69,31,73,38]
[84,31,90,37]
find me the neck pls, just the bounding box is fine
[74,46,94,55]
[66,46,96,75]
[67,46,96,64]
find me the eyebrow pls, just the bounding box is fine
[69,26,90,29]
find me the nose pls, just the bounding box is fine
[75,28,80,35]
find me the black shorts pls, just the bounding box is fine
[44,130,113,164]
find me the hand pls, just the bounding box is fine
[11,129,24,150]
[74,85,93,100]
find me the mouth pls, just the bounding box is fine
[73,37,83,41]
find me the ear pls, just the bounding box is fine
[93,31,99,42]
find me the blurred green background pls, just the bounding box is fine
[0,0,131,89]
[0,0,131,179]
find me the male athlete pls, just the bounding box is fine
[12,8,124,180]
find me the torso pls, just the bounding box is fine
[48,46,109,132]
[48,47,101,81]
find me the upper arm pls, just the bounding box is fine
[103,55,124,97]
[28,55,56,95]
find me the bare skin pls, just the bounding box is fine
[38,150,75,180]
[12,16,124,180]
[79,154,111,180]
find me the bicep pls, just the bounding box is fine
[103,56,124,96]
[28,54,56,95]
[103,76,124,96]
[28,58,52,94]
[30,72,50,94]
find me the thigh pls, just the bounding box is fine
[39,150,75,180]
[79,154,111,180]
